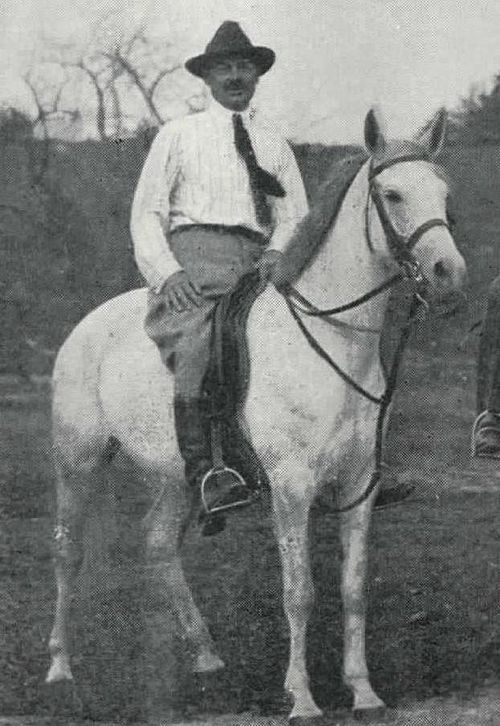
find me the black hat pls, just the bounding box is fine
[185,21,275,78]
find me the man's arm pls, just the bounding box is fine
[130,124,183,293]
[267,138,309,254]
[255,137,308,288]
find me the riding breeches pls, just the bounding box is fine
[477,275,500,413]
[144,225,265,400]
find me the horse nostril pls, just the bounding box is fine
[434,260,448,278]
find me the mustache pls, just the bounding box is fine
[224,80,246,91]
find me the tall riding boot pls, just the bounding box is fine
[174,397,230,536]
[173,397,212,489]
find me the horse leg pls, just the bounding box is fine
[144,483,224,674]
[46,452,100,683]
[339,480,385,715]
[272,468,322,721]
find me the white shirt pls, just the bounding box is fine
[130,100,309,292]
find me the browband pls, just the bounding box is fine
[369,153,431,181]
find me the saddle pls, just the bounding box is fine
[201,270,269,493]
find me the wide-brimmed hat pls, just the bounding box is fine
[185,21,275,78]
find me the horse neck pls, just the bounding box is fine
[295,160,391,330]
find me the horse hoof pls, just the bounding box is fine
[46,661,73,683]
[353,705,388,721]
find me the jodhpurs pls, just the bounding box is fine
[144,225,265,401]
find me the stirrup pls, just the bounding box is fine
[200,465,257,516]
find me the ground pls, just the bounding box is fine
[1,319,500,725]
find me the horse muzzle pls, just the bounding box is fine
[417,237,467,299]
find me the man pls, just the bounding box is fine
[472,276,500,457]
[130,21,309,531]
[131,21,413,532]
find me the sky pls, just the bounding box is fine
[1,0,500,143]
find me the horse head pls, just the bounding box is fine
[364,107,467,304]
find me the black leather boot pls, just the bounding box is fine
[174,398,257,536]
[174,397,226,536]
[174,397,212,486]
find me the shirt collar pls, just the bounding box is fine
[207,98,256,125]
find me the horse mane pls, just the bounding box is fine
[277,151,368,285]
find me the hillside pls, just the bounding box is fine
[1,136,499,375]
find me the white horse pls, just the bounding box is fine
[46,109,466,722]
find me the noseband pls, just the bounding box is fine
[286,154,451,317]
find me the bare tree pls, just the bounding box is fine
[23,11,201,142]
[64,55,124,140]
[40,34,119,141]
[23,66,79,179]
[75,61,108,140]
[103,29,184,126]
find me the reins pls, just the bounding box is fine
[284,273,402,317]
[283,154,450,513]
[284,296,385,405]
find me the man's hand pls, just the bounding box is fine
[255,250,284,289]
[255,250,290,292]
[160,270,203,312]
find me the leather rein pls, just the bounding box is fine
[283,154,451,512]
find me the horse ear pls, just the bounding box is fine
[418,107,447,158]
[364,108,386,154]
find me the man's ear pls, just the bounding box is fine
[364,107,387,154]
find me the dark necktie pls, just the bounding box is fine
[232,113,285,227]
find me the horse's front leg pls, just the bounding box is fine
[340,474,385,716]
[272,465,322,722]
[144,479,224,675]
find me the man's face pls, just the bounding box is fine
[203,56,259,111]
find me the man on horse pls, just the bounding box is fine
[130,21,309,530]
[472,275,500,458]
[131,21,414,533]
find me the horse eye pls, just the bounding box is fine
[384,190,402,203]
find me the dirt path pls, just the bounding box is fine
[167,687,500,726]
[3,686,500,726]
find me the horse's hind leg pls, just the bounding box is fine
[46,437,117,683]
[145,479,224,674]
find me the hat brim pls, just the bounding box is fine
[185,47,275,78]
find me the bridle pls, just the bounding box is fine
[283,153,452,512]
[286,154,451,319]
[366,155,450,295]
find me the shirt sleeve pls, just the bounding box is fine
[130,123,183,292]
[267,138,309,253]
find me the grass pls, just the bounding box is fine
[1,338,500,723]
